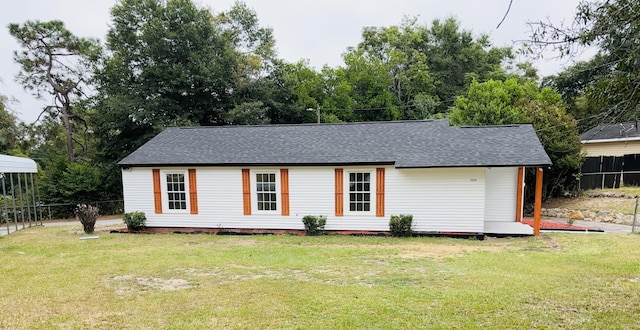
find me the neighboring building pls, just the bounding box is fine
[118,120,551,236]
[579,122,640,189]
[581,121,640,157]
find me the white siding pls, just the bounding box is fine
[484,167,518,222]
[582,141,640,157]
[122,168,155,215]
[386,168,486,233]
[122,166,488,233]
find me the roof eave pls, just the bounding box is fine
[119,161,397,168]
[581,136,640,144]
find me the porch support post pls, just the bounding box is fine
[515,167,524,222]
[534,167,544,236]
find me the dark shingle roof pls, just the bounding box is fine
[118,120,552,168]
[581,122,640,141]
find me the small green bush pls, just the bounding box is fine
[389,214,413,237]
[75,204,99,234]
[123,211,146,231]
[302,215,327,235]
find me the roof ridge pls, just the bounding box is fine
[176,119,449,130]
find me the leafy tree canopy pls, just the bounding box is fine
[334,17,512,120]
[0,95,19,154]
[450,78,583,198]
[529,0,640,130]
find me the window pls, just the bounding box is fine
[166,173,187,210]
[349,172,370,212]
[256,173,277,211]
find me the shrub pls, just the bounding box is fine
[389,214,413,237]
[302,215,327,235]
[123,211,146,231]
[75,204,99,234]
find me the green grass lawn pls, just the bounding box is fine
[1,226,639,329]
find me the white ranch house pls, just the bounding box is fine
[118,120,551,236]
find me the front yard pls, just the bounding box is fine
[1,226,639,328]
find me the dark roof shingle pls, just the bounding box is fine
[118,120,551,168]
[581,121,640,141]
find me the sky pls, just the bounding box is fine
[0,0,585,123]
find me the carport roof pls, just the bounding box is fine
[0,154,38,173]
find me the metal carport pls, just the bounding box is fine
[1,154,41,235]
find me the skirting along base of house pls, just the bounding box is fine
[110,226,532,238]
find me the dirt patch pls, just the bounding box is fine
[183,238,259,247]
[68,224,125,235]
[540,235,562,251]
[397,244,505,259]
[109,275,194,295]
[171,265,376,287]
[309,242,513,260]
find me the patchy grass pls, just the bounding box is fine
[1,228,640,328]
[587,187,640,197]
[545,196,637,214]
[545,188,640,215]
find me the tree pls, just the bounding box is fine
[426,18,511,112]
[93,0,237,163]
[450,78,583,199]
[527,0,640,127]
[334,17,512,120]
[261,60,327,124]
[9,20,101,162]
[92,0,284,164]
[0,95,19,154]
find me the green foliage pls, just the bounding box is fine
[225,101,269,125]
[74,204,99,234]
[301,215,326,235]
[0,96,19,154]
[330,16,512,120]
[529,0,640,128]
[40,158,103,205]
[123,211,146,231]
[449,78,583,198]
[9,20,101,162]
[389,214,413,237]
[93,0,235,162]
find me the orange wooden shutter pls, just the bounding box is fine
[188,169,198,214]
[376,168,385,217]
[242,169,251,215]
[280,169,290,216]
[152,169,162,214]
[335,168,344,216]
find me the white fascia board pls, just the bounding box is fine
[581,137,640,144]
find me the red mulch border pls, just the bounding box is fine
[522,218,602,232]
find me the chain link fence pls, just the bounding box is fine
[39,200,124,220]
[2,200,124,223]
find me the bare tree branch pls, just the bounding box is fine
[496,0,513,29]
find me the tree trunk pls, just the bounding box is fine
[61,104,75,163]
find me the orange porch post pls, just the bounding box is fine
[515,167,524,222]
[534,167,543,236]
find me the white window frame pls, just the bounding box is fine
[344,169,375,215]
[160,170,190,214]
[251,170,279,213]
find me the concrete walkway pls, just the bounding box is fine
[0,219,123,237]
